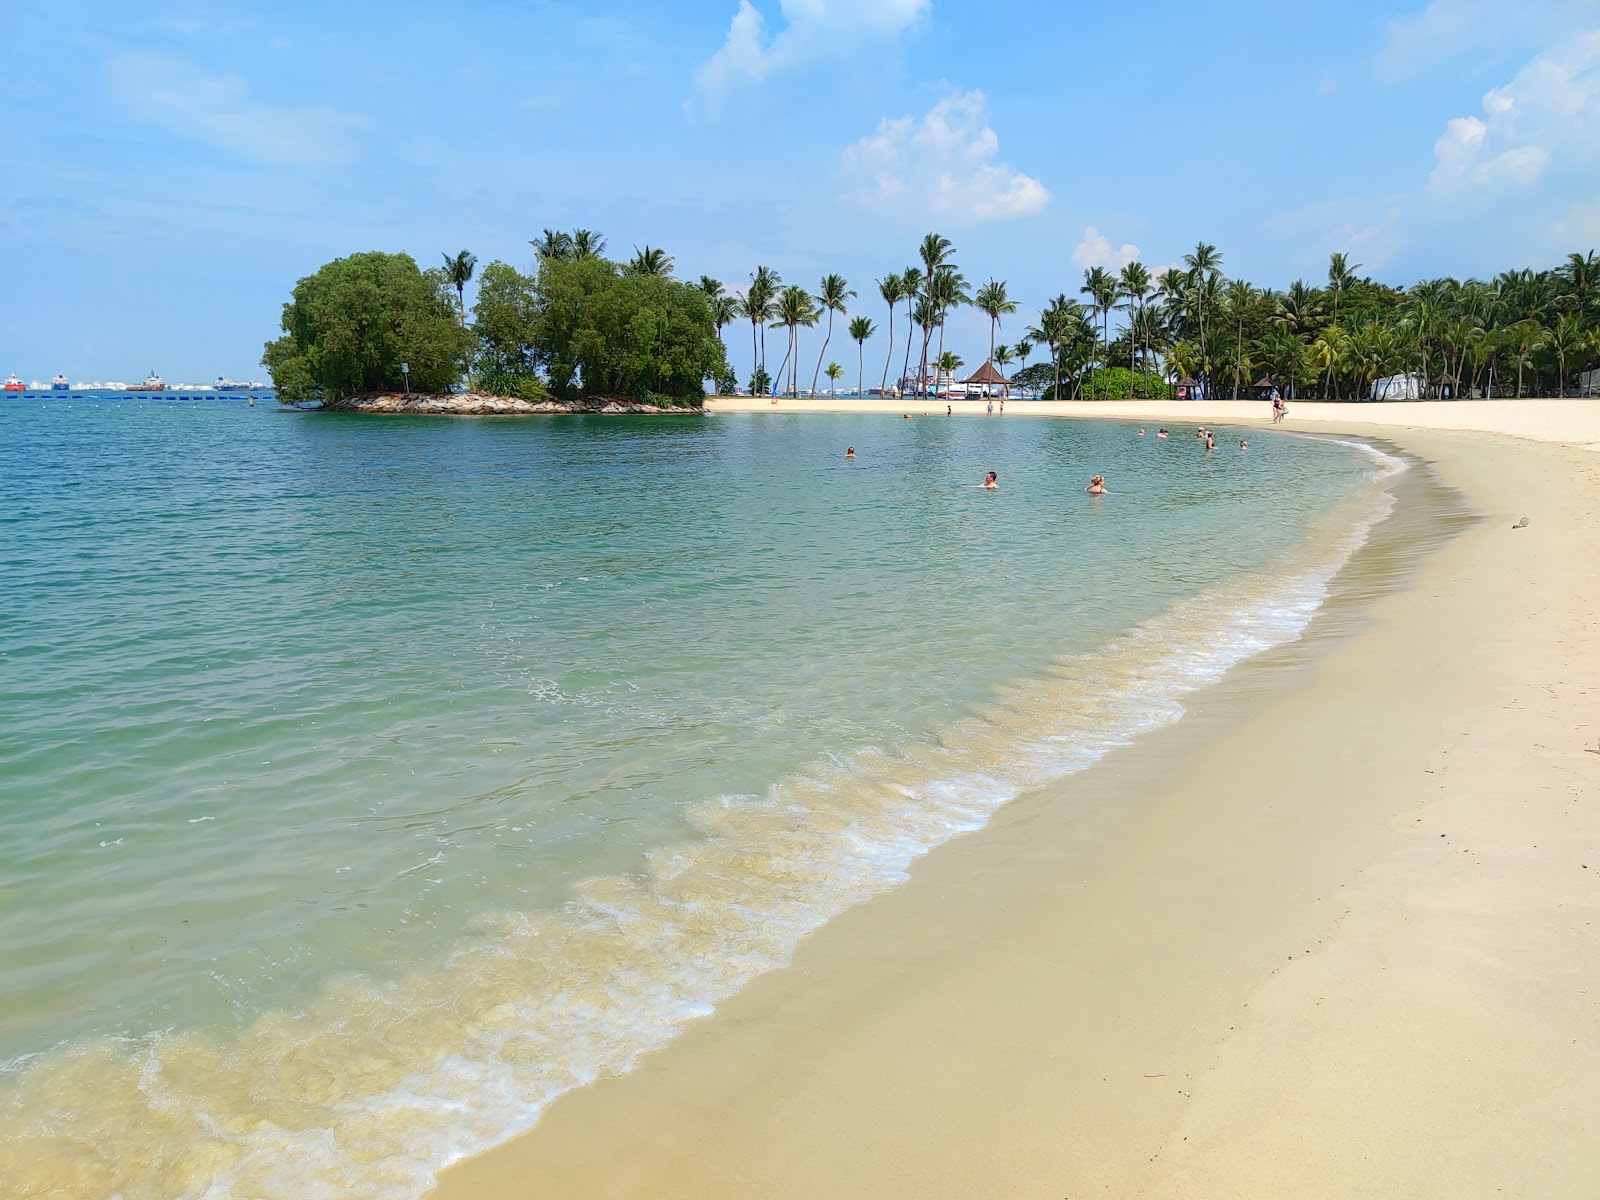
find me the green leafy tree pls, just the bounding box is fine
[1119,260,1153,381]
[916,233,955,395]
[877,273,907,397]
[263,251,473,403]
[532,229,574,261]
[743,266,780,391]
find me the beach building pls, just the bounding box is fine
[1579,367,1599,396]
[959,360,1011,399]
[1173,374,1203,401]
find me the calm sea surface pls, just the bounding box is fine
[1,397,1395,1198]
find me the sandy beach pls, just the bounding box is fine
[432,400,1600,1199]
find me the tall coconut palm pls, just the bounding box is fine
[916,233,956,395]
[570,229,606,259]
[1223,278,1254,399]
[1119,260,1152,381]
[1079,267,1117,400]
[1028,296,1073,402]
[1325,251,1362,395]
[1182,242,1224,389]
[1504,318,1548,397]
[710,294,738,346]
[531,229,572,261]
[877,274,906,396]
[698,275,723,298]
[930,268,968,381]
[441,250,477,323]
[1560,250,1600,320]
[849,315,875,398]
[899,267,922,395]
[772,284,819,396]
[973,279,1018,369]
[627,246,675,277]
[744,266,780,391]
[992,343,1016,398]
[810,273,856,396]
[1548,313,1590,395]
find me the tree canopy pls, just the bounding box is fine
[263,251,472,402]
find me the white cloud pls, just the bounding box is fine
[1426,29,1599,197]
[697,0,928,90]
[110,52,365,167]
[1072,226,1141,272]
[1377,0,1585,72]
[840,91,1050,225]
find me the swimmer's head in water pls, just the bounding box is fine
[1090,475,1105,486]
[985,471,997,483]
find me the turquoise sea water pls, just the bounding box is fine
[1,397,1398,1198]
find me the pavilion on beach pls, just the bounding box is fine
[1431,373,1458,400]
[1251,376,1280,401]
[1174,374,1202,401]
[960,360,1011,398]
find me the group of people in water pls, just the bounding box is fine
[849,419,1244,496]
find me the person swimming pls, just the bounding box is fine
[846,447,855,458]
[1138,428,1146,437]
[1205,431,1216,451]
[1239,439,1248,449]
[1157,428,1169,439]
[983,471,998,489]
[1086,474,1108,495]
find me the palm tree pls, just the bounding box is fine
[936,350,963,396]
[825,361,845,398]
[1182,242,1224,391]
[711,294,739,346]
[744,266,780,391]
[627,246,675,277]
[772,284,819,396]
[1504,318,1549,397]
[810,273,856,396]
[531,229,572,261]
[1560,250,1600,321]
[441,250,477,323]
[899,267,922,395]
[1325,251,1362,395]
[973,279,1019,369]
[849,315,876,398]
[1223,278,1254,399]
[1080,267,1117,400]
[916,233,956,396]
[1028,296,1075,402]
[570,229,606,259]
[930,268,968,381]
[698,275,723,298]
[877,274,906,396]
[1119,261,1152,382]
[992,343,1016,398]
[1548,313,1590,395]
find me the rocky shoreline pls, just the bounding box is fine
[318,392,699,415]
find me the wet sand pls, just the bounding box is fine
[432,402,1600,1199]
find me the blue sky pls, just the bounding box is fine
[2,0,1597,384]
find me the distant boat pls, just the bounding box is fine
[51,374,69,390]
[4,373,24,392]
[126,371,167,392]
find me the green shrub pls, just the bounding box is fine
[1082,367,1172,400]
[471,369,550,402]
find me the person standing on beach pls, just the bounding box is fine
[987,400,994,415]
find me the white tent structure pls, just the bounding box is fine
[1579,367,1599,397]
[1370,372,1426,401]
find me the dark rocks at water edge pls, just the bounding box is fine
[319,392,700,415]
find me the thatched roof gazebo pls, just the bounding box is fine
[1431,372,1458,399]
[1251,376,1279,400]
[960,360,1011,398]
[1175,374,1201,400]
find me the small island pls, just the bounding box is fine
[263,236,729,412]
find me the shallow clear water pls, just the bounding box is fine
[1,398,1391,1198]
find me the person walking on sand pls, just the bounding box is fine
[1086,474,1108,495]
[983,471,998,489]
